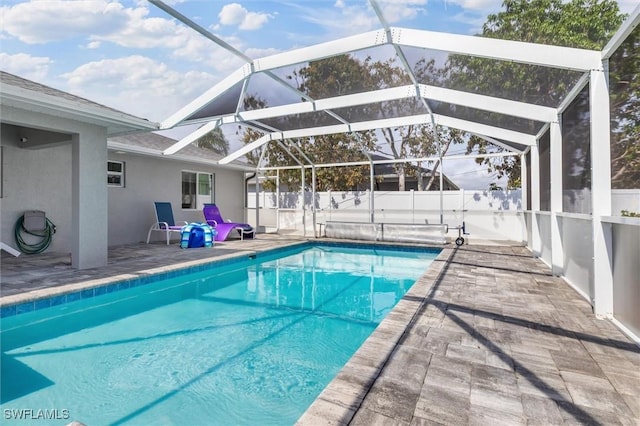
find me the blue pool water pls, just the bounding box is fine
[1,243,438,425]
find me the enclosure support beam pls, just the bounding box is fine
[590,66,614,318]
[312,166,317,237]
[253,171,260,230]
[530,143,541,256]
[276,170,280,231]
[549,120,564,276]
[254,143,271,230]
[521,153,527,211]
[301,167,306,237]
[370,162,375,224]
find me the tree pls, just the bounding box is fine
[238,92,377,192]
[238,52,468,191]
[372,58,436,190]
[609,25,640,189]
[238,56,379,191]
[332,56,466,191]
[443,0,626,187]
[196,127,229,156]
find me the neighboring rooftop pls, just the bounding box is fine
[108,131,251,170]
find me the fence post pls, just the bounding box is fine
[411,189,415,224]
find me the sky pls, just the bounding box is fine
[1,0,637,189]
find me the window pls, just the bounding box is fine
[107,160,125,187]
[182,171,214,209]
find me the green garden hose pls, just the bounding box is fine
[14,215,57,254]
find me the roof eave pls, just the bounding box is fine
[108,140,254,172]
[1,84,158,135]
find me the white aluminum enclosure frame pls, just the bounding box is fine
[150,1,640,324]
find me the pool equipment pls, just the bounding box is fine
[453,221,469,246]
[180,222,216,248]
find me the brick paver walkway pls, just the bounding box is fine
[299,245,640,425]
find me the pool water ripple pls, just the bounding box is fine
[1,244,438,425]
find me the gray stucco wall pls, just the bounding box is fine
[1,127,246,253]
[1,124,73,253]
[108,152,246,246]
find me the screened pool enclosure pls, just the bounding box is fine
[149,1,640,343]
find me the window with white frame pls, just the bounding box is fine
[182,171,214,209]
[107,160,125,187]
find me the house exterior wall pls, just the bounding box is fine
[1,124,246,254]
[1,124,73,253]
[107,152,246,246]
[0,112,109,268]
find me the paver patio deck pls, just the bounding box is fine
[1,237,638,425]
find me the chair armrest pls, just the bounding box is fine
[206,219,218,227]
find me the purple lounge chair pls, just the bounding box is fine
[203,204,254,241]
[146,202,187,245]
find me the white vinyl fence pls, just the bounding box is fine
[247,188,640,344]
[247,189,524,243]
[528,212,640,344]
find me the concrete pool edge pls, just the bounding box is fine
[0,239,443,318]
[0,240,310,314]
[295,245,455,425]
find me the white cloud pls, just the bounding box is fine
[62,55,218,122]
[0,0,248,72]
[219,3,247,26]
[296,3,378,37]
[0,53,52,81]
[295,0,429,38]
[444,0,503,12]
[0,1,194,50]
[218,3,272,30]
[0,1,133,44]
[245,46,281,59]
[376,0,427,23]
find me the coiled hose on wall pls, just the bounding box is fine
[14,215,56,254]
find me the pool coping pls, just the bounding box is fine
[0,239,444,319]
[0,240,309,316]
[295,245,455,425]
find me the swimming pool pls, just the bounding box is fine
[1,242,439,425]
